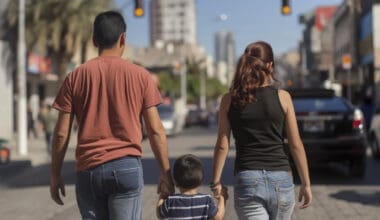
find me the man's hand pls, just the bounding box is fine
[157,172,174,198]
[50,175,66,205]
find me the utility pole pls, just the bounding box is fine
[17,0,27,155]
[200,68,206,111]
[180,59,187,104]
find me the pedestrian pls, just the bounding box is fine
[49,11,174,220]
[211,41,312,220]
[39,104,57,154]
[157,154,227,220]
[360,86,375,130]
[27,107,38,139]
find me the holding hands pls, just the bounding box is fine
[157,171,175,198]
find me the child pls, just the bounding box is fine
[157,154,227,220]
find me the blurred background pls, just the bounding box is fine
[1,0,380,219]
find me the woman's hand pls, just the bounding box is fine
[210,182,223,198]
[298,185,312,209]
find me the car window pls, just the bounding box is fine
[293,97,350,112]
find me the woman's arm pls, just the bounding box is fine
[211,94,231,196]
[279,90,312,209]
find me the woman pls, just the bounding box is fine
[211,41,312,220]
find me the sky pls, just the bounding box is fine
[116,0,343,57]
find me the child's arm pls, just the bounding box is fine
[156,197,165,219]
[212,195,225,220]
[212,186,228,220]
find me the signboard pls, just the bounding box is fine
[342,54,352,70]
[27,53,51,74]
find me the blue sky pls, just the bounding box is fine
[116,0,342,57]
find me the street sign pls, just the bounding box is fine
[342,54,352,70]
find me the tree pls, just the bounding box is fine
[157,71,180,99]
[6,0,113,82]
[185,58,228,104]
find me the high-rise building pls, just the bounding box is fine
[150,0,197,47]
[214,31,235,85]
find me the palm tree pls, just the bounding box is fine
[6,0,114,81]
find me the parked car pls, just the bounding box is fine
[142,104,182,137]
[158,104,182,135]
[0,139,10,164]
[287,88,367,177]
[185,109,209,127]
[368,110,380,159]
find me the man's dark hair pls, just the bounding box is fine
[93,11,127,49]
[173,154,204,189]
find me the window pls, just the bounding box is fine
[293,97,350,113]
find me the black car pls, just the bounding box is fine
[287,89,367,177]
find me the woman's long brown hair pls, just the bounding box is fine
[230,41,279,110]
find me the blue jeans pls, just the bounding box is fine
[76,156,143,220]
[234,170,295,220]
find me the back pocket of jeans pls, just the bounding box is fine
[234,175,260,199]
[276,180,295,211]
[114,167,143,194]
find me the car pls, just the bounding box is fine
[142,104,182,137]
[0,138,10,164]
[185,109,209,127]
[287,88,367,177]
[368,110,380,159]
[158,104,182,136]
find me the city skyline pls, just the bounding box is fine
[117,0,342,57]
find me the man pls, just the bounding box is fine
[50,11,174,220]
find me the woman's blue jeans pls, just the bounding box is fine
[234,170,295,220]
[75,156,143,220]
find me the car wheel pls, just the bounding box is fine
[349,158,366,178]
[370,133,380,159]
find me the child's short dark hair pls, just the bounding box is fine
[93,11,126,49]
[173,154,204,189]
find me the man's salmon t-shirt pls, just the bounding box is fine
[53,56,162,171]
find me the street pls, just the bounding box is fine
[1,126,380,220]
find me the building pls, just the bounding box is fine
[214,31,235,85]
[150,0,197,47]
[358,0,380,107]
[333,0,361,102]
[299,5,337,86]
[0,0,13,140]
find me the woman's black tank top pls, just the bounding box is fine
[228,86,290,172]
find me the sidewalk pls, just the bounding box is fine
[7,132,77,167]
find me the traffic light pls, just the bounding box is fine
[134,0,144,17]
[281,0,291,15]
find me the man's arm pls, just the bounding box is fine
[142,106,174,197]
[50,111,73,205]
